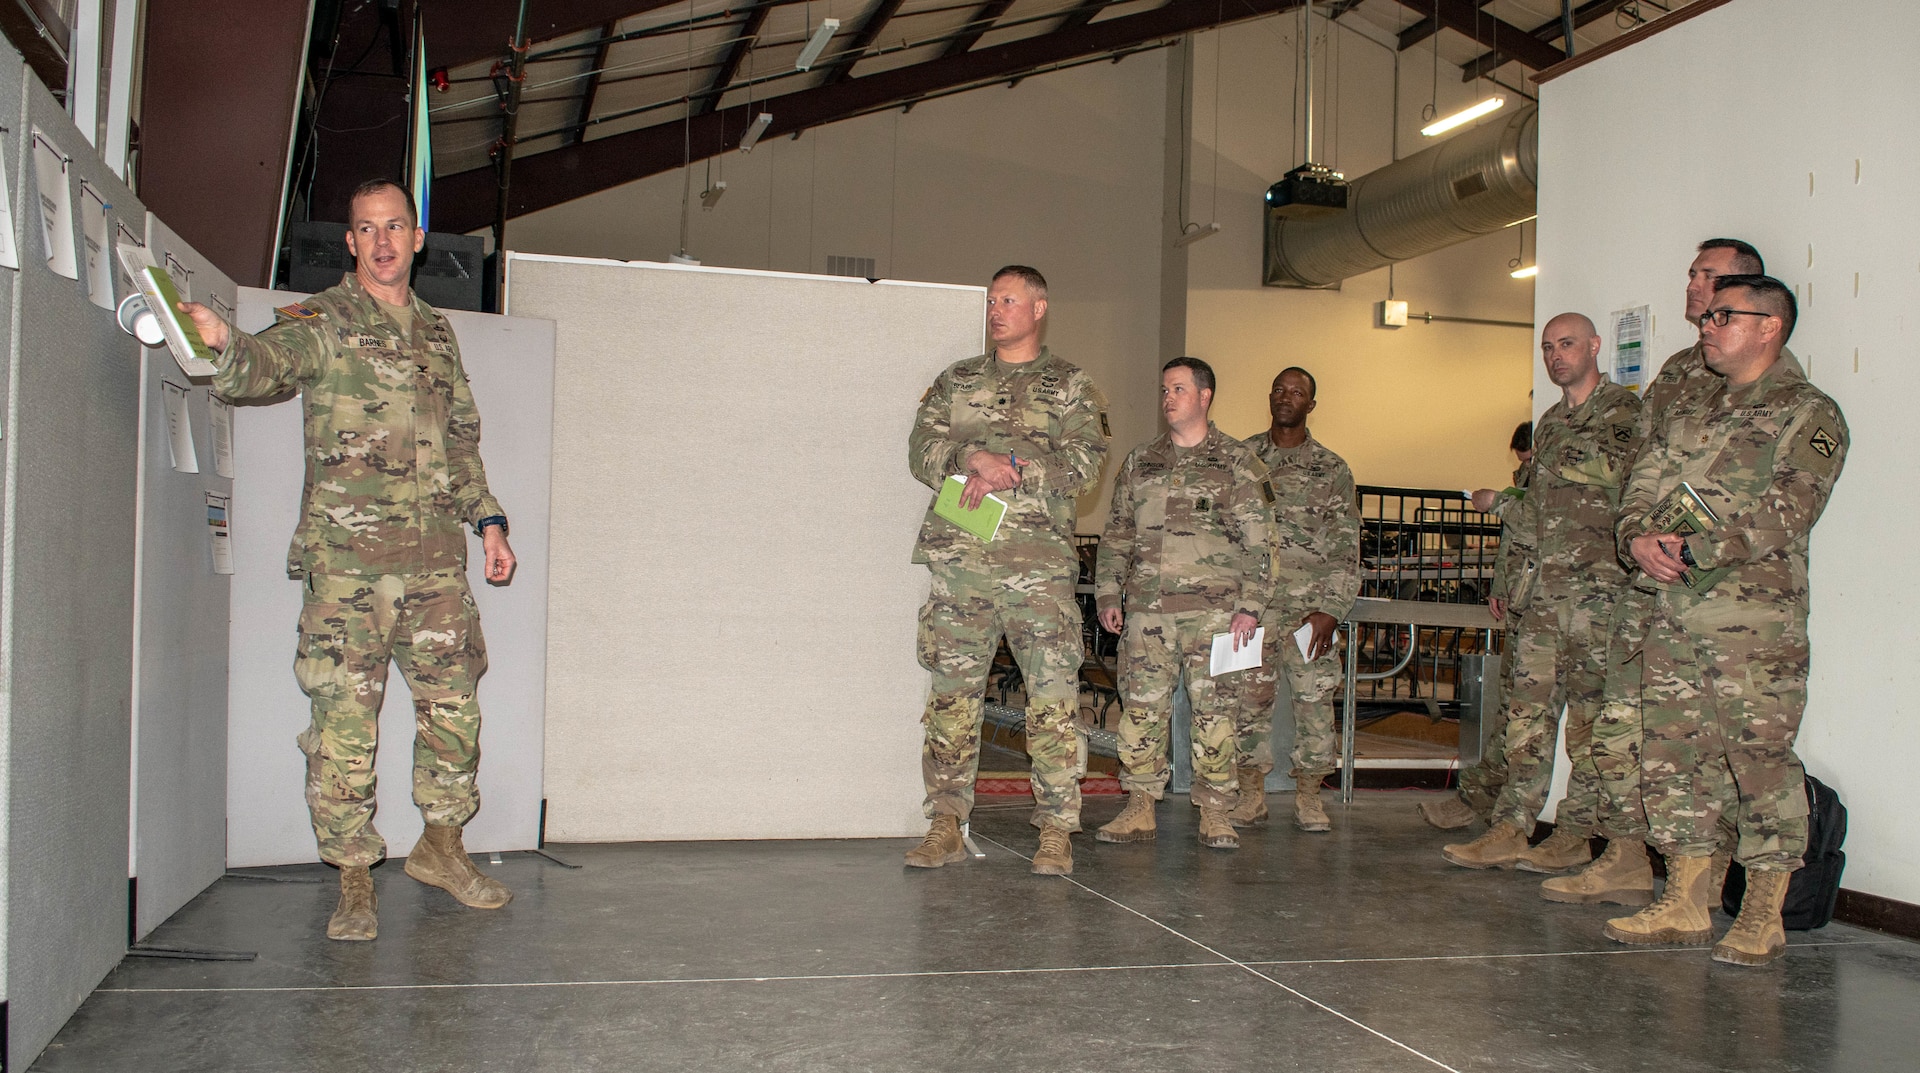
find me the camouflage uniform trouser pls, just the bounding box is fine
[1231,612,1343,784]
[1455,647,1516,819]
[918,564,1085,830]
[294,569,489,868]
[1117,610,1241,810]
[1641,589,1809,871]
[1489,584,1612,835]
[1591,585,1654,841]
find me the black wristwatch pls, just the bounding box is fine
[1678,542,1696,568]
[476,514,508,536]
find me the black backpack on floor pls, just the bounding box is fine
[1722,774,1847,930]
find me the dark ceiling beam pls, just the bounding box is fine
[1389,0,1567,70]
[943,0,1017,58]
[0,0,69,97]
[1054,0,1113,34]
[698,1,773,116]
[571,21,621,144]
[820,0,905,84]
[433,0,1308,231]
[1458,0,1630,80]
[422,0,686,70]
[1396,1,1491,52]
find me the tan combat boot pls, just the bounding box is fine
[1197,806,1240,850]
[904,814,967,868]
[1540,838,1655,905]
[1095,793,1158,843]
[1515,827,1594,874]
[326,865,377,941]
[1713,869,1790,966]
[1031,823,1073,875]
[1417,795,1477,830]
[1228,767,1270,828]
[1442,821,1529,869]
[405,823,513,908]
[1708,846,1734,901]
[1294,777,1332,833]
[1603,854,1715,945]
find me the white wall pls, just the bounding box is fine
[1185,15,1534,491]
[1535,0,1920,904]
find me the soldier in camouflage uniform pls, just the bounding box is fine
[1421,423,1533,831]
[1229,367,1360,832]
[1092,358,1279,851]
[1550,239,1805,906]
[182,180,515,942]
[1604,275,1846,967]
[1443,314,1642,874]
[903,265,1110,877]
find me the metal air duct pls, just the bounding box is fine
[1265,104,1539,288]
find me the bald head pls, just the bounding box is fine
[1541,311,1603,398]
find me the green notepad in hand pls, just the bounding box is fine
[934,475,1007,542]
[1644,480,1731,594]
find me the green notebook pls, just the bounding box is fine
[934,475,1007,541]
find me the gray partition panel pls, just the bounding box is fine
[3,72,140,1068]
[0,39,21,1017]
[225,289,552,867]
[129,207,231,937]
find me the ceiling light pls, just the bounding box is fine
[794,18,840,71]
[1421,96,1505,137]
[1174,222,1221,248]
[739,112,773,152]
[1510,264,1538,279]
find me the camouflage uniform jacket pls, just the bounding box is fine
[909,346,1110,573]
[1095,423,1282,621]
[1242,431,1361,625]
[1617,357,1848,597]
[1492,379,1643,608]
[1639,342,1804,438]
[212,273,504,579]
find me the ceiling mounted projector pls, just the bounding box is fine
[1265,162,1348,219]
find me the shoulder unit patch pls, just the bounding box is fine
[276,302,319,320]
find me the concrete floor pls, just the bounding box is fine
[32,793,1920,1072]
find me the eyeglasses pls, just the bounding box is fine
[1698,308,1773,328]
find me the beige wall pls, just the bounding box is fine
[504,53,1176,531]
[502,15,1538,508]
[1184,18,1534,491]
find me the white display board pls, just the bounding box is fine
[1534,0,1916,901]
[225,287,555,867]
[505,254,983,841]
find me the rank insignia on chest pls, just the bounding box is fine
[1099,411,1111,437]
[277,302,319,320]
[1809,427,1839,458]
[1195,497,1212,511]
[1261,479,1276,504]
[1613,424,1633,443]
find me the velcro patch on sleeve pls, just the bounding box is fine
[276,302,319,319]
[1786,423,1843,474]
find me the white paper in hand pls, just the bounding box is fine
[1293,620,1315,660]
[1209,627,1263,677]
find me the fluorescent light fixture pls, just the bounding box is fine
[794,18,840,71]
[1421,96,1505,137]
[1174,222,1221,248]
[738,112,773,152]
[1510,264,1539,279]
[700,180,727,208]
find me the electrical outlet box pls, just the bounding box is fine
[1376,299,1408,329]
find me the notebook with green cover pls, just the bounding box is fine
[934,475,1007,541]
[1644,481,1730,594]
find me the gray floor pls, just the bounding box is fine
[31,793,1920,1072]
